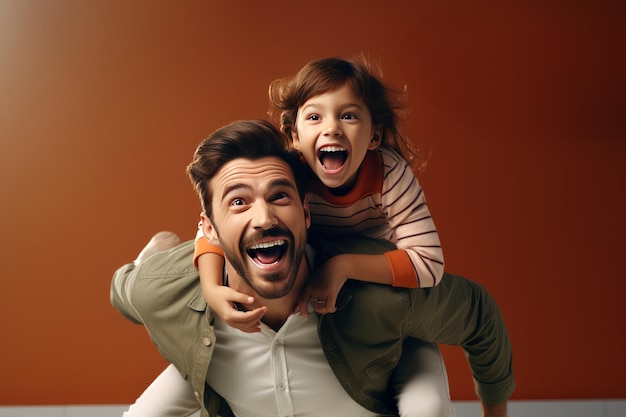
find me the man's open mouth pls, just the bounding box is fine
[246,239,287,265]
[318,145,348,171]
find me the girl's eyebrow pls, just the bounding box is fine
[300,102,322,113]
[300,101,365,113]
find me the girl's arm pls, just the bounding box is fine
[299,149,444,314]
[298,253,393,314]
[195,227,266,333]
[379,147,444,289]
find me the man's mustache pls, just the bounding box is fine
[240,227,293,251]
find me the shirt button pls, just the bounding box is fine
[202,337,212,346]
[194,391,201,399]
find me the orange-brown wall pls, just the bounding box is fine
[1,0,624,405]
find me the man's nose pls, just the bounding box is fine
[251,201,277,230]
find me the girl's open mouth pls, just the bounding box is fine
[318,145,347,171]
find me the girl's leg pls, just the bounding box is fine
[123,364,200,417]
[391,339,456,417]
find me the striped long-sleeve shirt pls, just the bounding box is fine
[194,146,444,288]
[305,147,444,288]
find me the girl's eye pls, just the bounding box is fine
[341,113,357,120]
[306,114,320,121]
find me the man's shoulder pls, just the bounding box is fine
[127,240,203,313]
[134,239,198,278]
[307,236,396,266]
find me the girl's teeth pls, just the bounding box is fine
[320,146,345,153]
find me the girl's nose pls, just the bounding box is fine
[323,119,342,136]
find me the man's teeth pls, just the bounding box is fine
[248,240,286,250]
[319,146,346,153]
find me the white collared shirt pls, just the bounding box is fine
[206,311,379,417]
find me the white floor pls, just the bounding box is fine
[0,400,625,417]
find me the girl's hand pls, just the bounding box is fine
[297,255,348,316]
[205,285,266,333]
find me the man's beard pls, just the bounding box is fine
[220,227,306,299]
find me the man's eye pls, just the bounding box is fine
[230,198,245,206]
[272,192,290,202]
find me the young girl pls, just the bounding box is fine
[197,55,444,331]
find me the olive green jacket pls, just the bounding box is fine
[111,237,514,417]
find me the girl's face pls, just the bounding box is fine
[292,83,381,192]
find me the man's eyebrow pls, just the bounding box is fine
[221,183,251,197]
[270,178,298,191]
[221,179,296,197]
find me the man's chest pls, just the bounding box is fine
[206,314,378,417]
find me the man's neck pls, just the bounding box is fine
[259,303,299,332]
[226,256,311,331]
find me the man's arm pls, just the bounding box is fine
[109,231,225,417]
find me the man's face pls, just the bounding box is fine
[201,156,311,299]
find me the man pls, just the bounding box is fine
[111,120,514,417]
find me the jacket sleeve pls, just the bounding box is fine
[406,273,515,404]
[109,240,201,325]
[110,261,143,325]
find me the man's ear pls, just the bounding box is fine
[200,213,220,245]
[303,197,312,230]
[368,126,383,150]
